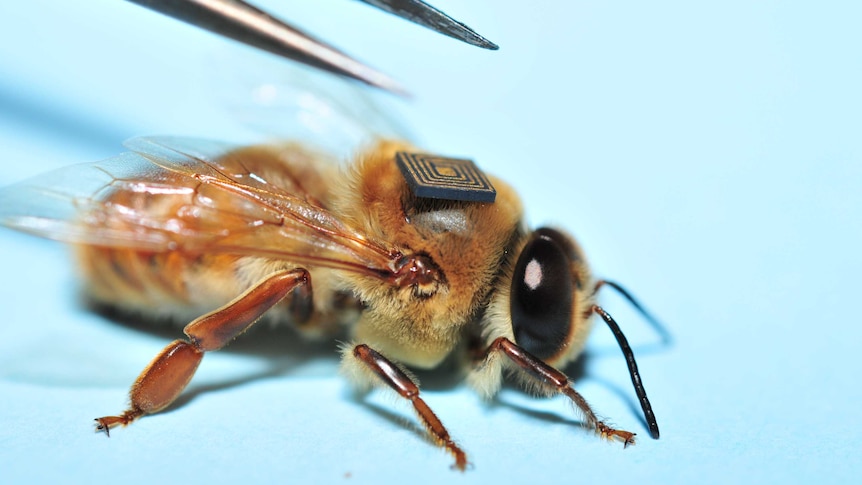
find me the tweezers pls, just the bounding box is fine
[126,0,498,95]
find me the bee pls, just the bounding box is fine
[0,87,662,472]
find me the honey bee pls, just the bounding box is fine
[0,87,662,472]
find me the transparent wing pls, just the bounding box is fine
[124,136,331,206]
[0,136,399,277]
[208,45,414,159]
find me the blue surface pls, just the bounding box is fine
[1,1,860,483]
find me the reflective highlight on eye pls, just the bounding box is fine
[524,259,542,290]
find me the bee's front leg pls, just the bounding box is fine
[479,337,636,446]
[347,344,469,471]
[95,268,312,434]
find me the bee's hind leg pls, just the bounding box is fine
[347,344,469,471]
[95,268,311,434]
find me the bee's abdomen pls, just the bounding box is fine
[76,246,245,320]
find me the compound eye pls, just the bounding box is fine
[510,231,574,360]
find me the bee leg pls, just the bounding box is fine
[351,344,469,471]
[481,337,636,446]
[95,268,311,435]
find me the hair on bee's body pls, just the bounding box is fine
[0,136,661,471]
[335,141,527,368]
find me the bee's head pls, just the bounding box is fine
[498,227,664,439]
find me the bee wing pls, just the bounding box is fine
[0,136,397,277]
[124,136,329,207]
[0,151,175,249]
[212,50,413,159]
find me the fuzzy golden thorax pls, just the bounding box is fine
[334,142,524,368]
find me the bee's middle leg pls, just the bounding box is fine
[95,268,311,434]
[349,344,469,471]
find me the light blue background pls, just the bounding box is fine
[1,1,860,483]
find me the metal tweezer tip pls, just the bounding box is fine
[126,0,408,95]
[359,0,499,50]
[126,0,497,95]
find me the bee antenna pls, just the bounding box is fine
[594,280,672,346]
[591,305,661,439]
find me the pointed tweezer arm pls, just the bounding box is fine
[358,0,498,50]
[126,0,407,94]
[126,0,497,95]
